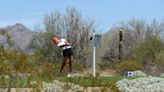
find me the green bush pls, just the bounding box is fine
[116,60,142,75]
[98,59,120,69]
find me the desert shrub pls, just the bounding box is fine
[116,60,142,75]
[33,63,57,77]
[98,59,118,69]
[0,47,31,74]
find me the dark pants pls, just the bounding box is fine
[60,48,74,73]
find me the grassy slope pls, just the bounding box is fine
[56,76,138,86]
[0,76,139,88]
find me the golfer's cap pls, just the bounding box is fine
[53,37,59,44]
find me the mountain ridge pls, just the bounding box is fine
[0,23,35,54]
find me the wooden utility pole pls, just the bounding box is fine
[119,29,123,60]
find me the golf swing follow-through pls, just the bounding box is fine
[53,37,74,76]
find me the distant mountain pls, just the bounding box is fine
[0,23,35,54]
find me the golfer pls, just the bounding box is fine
[53,37,74,75]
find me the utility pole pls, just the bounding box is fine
[91,29,101,77]
[92,29,96,77]
[119,29,123,60]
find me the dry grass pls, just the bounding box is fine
[80,68,118,77]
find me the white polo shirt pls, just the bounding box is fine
[57,38,71,50]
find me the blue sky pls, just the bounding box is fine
[0,0,164,32]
